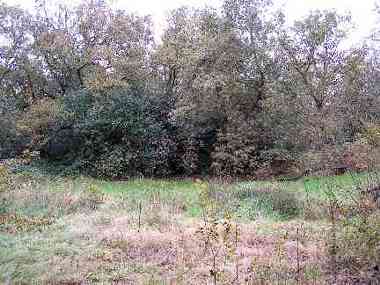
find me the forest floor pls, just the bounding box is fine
[0,160,377,284]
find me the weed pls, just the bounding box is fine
[82,183,105,210]
[196,181,240,284]
[0,166,10,193]
[0,167,378,284]
[0,213,52,233]
[324,171,380,283]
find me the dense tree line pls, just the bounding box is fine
[1,0,379,178]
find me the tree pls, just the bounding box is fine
[278,10,352,150]
[0,0,378,177]
[374,0,380,42]
[211,0,283,176]
[155,7,234,174]
[32,0,154,95]
[0,3,45,105]
[154,0,285,176]
[0,0,155,159]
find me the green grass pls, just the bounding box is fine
[99,179,202,217]
[1,163,379,284]
[5,168,377,222]
[5,167,375,222]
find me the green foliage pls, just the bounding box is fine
[0,117,22,158]
[336,212,380,276]
[234,184,302,220]
[0,0,379,177]
[212,126,259,177]
[269,188,301,218]
[17,98,60,150]
[84,184,104,210]
[324,201,380,284]
[322,171,380,283]
[0,96,29,158]
[1,166,379,283]
[195,180,239,284]
[49,87,177,178]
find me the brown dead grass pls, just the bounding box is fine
[91,217,326,284]
[0,171,332,284]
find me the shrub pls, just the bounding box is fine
[299,146,343,176]
[82,184,105,210]
[342,140,373,172]
[269,187,301,218]
[334,211,380,283]
[43,87,178,178]
[16,98,60,151]
[0,165,10,192]
[364,124,380,147]
[234,183,302,219]
[258,148,300,179]
[0,118,25,158]
[211,125,259,177]
[179,137,203,176]
[299,140,380,176]
[326,176,380,283]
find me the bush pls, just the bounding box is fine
[211,124,259,177]
[326,178,380,283]
[298,140,380,176]
[0,117,28,158]
[334,211,380,283]
[258,148,300,179]
[0,165,10,192]
[83,184,105,210]
[43,87,177,178]
[234,183,302,219]
[342,140,374,172]
[269,187,301,218]
[16,98,59,150]
[299,146,343,176]
[0,95,29,158]
[364,124,380,147]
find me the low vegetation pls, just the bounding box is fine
[1,162,379,284]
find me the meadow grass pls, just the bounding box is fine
[0,165,378,284]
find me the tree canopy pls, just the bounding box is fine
[1,0,379,178]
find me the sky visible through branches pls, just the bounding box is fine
[3,0,378,45]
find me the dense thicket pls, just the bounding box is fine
[1,0,379,178]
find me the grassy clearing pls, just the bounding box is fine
[0,165,378,284]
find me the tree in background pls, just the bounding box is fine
[277,10,352,150]
[0,0,379,177]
